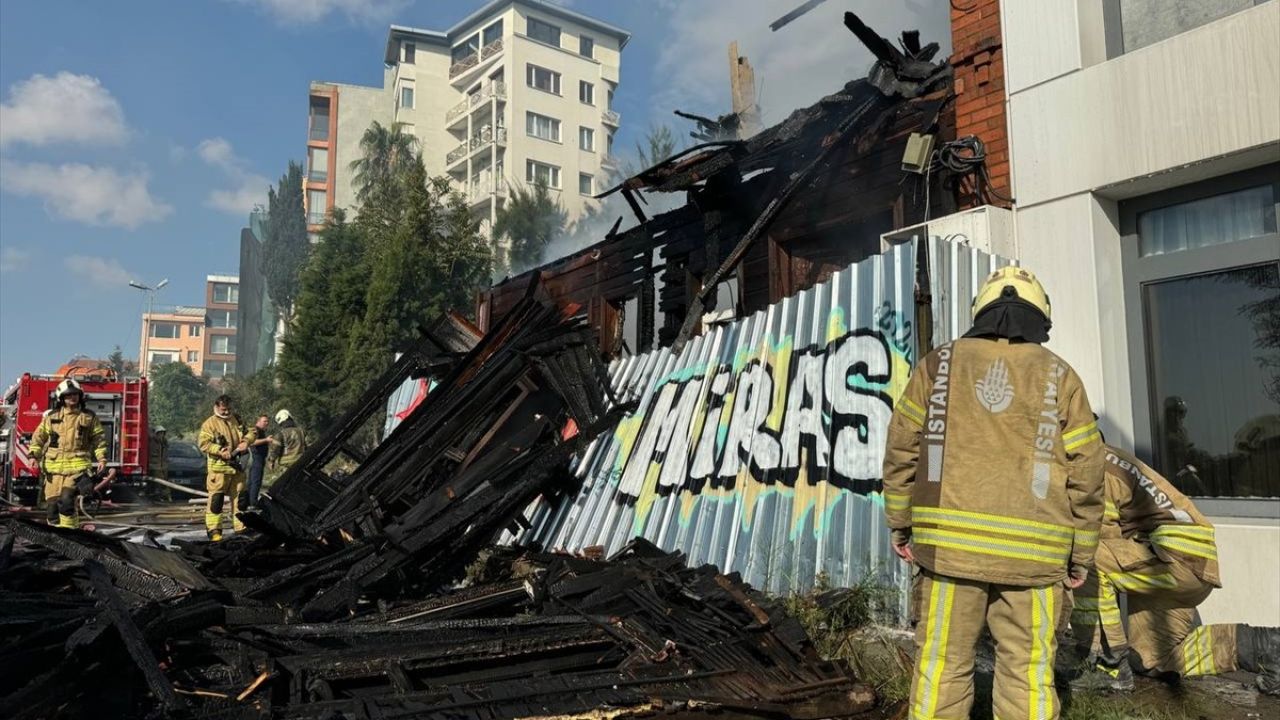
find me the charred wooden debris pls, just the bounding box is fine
[0,284,877,719]
[478,12,968,357]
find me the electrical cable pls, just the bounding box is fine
[931,135,1015,205]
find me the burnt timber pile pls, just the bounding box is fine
[0,285,876,719]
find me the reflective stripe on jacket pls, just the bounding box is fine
[1102,445,1220,586]
[882,337,1105,587]
[197,414,257,473]
[28,407,106,475]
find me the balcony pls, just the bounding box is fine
[466,175,507,206]
[446,142,469,166]
[600,154,620,170]
[449,39,503,79]
[447,127,508,169]
[602,109,621,127]
[446,82,508,126]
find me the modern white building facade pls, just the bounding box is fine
[999,1,1280,624]
[304,0,629,258]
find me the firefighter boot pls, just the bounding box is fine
[57,487,80,529]
[1237,625,1280,696]
[1070,651,1135,693]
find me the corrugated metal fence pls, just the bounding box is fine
[513,237,1008,610]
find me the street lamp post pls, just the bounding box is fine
[130,278,169,376]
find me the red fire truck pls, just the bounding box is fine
[0,361,149,503]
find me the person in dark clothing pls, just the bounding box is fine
[245,414,273,508]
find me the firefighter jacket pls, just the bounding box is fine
[197,413,258,474]
[149,434,169,479]
[1102,444,1220,586]
[28,406,106,476]
[269,424,307,468]
[883,338,1106,587]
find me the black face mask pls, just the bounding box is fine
[964,297,1052,344]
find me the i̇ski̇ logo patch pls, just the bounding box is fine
[975,358,1015,413]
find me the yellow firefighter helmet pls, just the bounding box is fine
[972,266,1051,320]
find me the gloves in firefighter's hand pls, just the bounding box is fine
[1065,563,1090,590]
[890,528,915,563]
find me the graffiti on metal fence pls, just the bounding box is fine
[607,305,914,540]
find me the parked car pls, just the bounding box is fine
[165,441,206,491]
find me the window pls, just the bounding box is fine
[308,147,328,183]
[1105,0,1264,57]
[1138,185,1275,257]
[208,309,237,329]
[212,283,238,304]
[526,64,560,95]
[527,17,560,46]
[452,34,479,64]
[204,360,235,378]
[210,335,237,355]
[403,42,415,64]
[526,160,561,189]
[579,81,594,105]
[149,352,175,366]
[526,112,561,142]
[149,322,179,339]
[607,86,615,111]
[579,173,593,195]
[309,96,330,141]
[189,324,201,337]
[307,189,326,225]
[483,19,503,46]
[580,35,594,58]
[400,85,415,109]
[187,351,199,363]
[579,126,594,151]
[1121,165,1280,502]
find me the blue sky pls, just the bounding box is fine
[0,0,948,384]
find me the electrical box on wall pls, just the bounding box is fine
[880,205,1017,259]
[901,132,935,174]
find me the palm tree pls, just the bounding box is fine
[494,182,567,274]
[349,121,420,205]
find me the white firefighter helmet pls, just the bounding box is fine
[153,425,167,434]
[274,409,292,424]
[55,378,84,398]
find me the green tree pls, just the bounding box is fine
[278,209,371,432]
[341,161,491,410]
[219,365,281,423]
[493,182,567,274]
[349,121,420,207]
[263,161,309,326]
[148,362,212,437]
[106,346,137,377]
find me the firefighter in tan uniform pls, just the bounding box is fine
[883,266,1105,720]
[28,379,108,529]
[268,409,307,474]
[197,395,258,541]
[1069,443,1280,694]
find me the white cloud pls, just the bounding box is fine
[0,247,31,273]
[231,0,408,25]
[652,0,951,129]
[0,160,172,229]
[64,255,133,289]
[0,72,128,149]
[197,137,270,215]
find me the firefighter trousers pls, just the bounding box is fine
[911,569,1062,720]
[42,473,82,528]
[1069,537,1238,676]
[205,470,248,537]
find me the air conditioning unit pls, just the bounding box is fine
[880,205,1016,259]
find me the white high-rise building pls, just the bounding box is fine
[303,0,629,255]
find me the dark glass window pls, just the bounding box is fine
[527,17,560,46]
[1145,262,1280,497]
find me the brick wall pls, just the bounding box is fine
[950,0,1011,208]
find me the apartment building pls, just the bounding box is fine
[304,0,629,256]
[940,0,1278,624]
[138,307,206,376]
[203,275,240,379]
